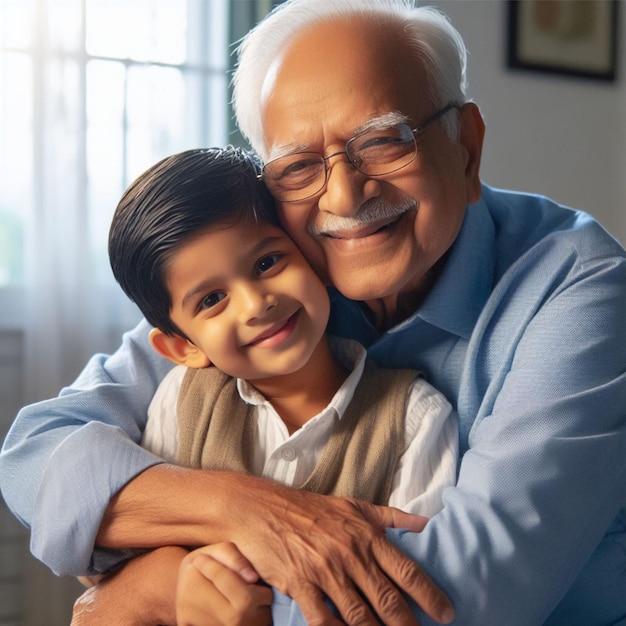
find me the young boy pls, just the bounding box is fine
[106,146,457,625]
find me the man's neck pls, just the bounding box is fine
[364,254,448,332]
[249,336,349,434]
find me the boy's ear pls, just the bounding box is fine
[149,328,211,368]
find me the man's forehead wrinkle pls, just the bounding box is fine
[260,18,412,162]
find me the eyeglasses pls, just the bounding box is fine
[261,102,458,202]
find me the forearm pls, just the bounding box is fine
[72,546,186,626]
[97,464,256,549]
[99,466,454,625]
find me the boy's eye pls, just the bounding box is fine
[199,291,226,310]
[255,253,283,275]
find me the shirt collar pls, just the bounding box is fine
[393,195,496,340]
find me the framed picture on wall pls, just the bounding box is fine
[507,0,619,81]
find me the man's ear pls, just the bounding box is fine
[149,327,211,368]
[458,102,485,205]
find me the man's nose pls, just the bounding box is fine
[318,153,380,217]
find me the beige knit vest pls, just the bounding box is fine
[176,360,418,505]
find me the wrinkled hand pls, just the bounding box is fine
[228,482,453,626]
[96,466,452,625]
[177,542,272,626]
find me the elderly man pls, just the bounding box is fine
[2,1,625,625]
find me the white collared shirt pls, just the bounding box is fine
[143,338,457,518]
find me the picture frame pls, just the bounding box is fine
[507,0,619,82]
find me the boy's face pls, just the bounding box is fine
[163,219,330,381]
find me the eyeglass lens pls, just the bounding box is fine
[263,124,416,202]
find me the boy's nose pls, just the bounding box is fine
[238,287,278,324]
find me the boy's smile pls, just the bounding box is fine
[243,309,301,349]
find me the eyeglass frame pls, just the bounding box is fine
[260,102,460,202]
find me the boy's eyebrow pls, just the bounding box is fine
[180,234,287,312]
[249,234,286,255]
[181,278,215,312]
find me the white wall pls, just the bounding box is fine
[430,0,626,245]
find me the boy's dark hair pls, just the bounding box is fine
[109,146,280,336]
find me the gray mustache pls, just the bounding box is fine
[310,198,417,236]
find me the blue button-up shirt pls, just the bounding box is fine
[1,185,625,625]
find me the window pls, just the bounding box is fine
[0,4,280,624]
[0,0,278,404]
[0,0,248,327]
[1,3,280,623]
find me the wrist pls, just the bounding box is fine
[97,465,282,549]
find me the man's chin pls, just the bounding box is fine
[329,270,392,302]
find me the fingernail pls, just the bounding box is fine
[239,566,259,583]
[441,606,455,623]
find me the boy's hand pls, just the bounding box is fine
[177,542,273,626]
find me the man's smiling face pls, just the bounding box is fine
[260,17,483,322]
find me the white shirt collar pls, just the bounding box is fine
[236,336,367,421]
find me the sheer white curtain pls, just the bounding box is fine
[23,30,135,402]
[0,1,279,623]
[0,0,237,405]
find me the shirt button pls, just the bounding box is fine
[281,447,297,461]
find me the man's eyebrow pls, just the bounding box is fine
[265,112,411,161]
[266,143,310,162]
[354,112,411,134]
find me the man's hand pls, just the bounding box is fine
[227,483,453,626]
[98,466,454,626]
[71,546,185,626]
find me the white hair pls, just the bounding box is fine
[232,0,469,157]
